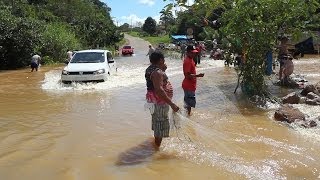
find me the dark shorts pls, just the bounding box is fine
[184,90,196,108]
[279,55,287,67]
[31,62,38,68]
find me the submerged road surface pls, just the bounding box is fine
[0,34,320,179]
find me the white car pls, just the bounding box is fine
[61,49,116,83]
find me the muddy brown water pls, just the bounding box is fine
[0,35,320,179]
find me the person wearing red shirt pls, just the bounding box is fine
[182,45,205,116]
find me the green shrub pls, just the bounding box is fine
[42,55,56,65]
[0,7,42,70]
[39,22,82,63]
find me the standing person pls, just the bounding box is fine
[200,42,206,57]
[182,45,205,116]
[146,44,155,59]
[212,39,217,51]
[277,36,289,81]
[193,42,199,65]
[180,43,187,60]
[195,42,203,64]
[30,53,41,72]
[145,51,180,148]
[67,49,73,62]
[114,45,120,56]
[282,55,294,83]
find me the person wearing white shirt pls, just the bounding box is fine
[146,44,155,60]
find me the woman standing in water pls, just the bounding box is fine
[145,51,180,148]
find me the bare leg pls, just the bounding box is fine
[185,106,191,116]
[279,66,283,80]
[154,137,162,148]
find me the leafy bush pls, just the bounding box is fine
[39,22,81,62]
[0,0,123,69]
[0,7,42,69]
[42,55,56,65]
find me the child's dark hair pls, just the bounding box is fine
[149,51,164,64]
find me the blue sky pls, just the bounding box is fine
[103,0,194,26]
[103,0,169,26]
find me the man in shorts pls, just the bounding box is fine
[182,45,205,116]
[277,36,289,81]
[31,53,41,72]
[145,51,179,148]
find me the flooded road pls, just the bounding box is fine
[0,35,320,179]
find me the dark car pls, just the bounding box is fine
[121,45,134,56]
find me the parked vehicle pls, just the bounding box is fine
[61,49,116,83]
[158,42,165,49]
[121,45,134,55]
[165,43,177,50]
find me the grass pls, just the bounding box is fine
[126,31,171,46]
[127,31,139,37]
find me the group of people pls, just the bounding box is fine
[180,41,206,65]
[145,36,297,147]
[145,45,204,147]
[30,49,74,72]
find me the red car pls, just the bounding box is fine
[121,45,134,56]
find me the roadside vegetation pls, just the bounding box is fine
[0,0,123,70]
[119,0,319,98]
[127,31,171,46]
[160,0,319,97]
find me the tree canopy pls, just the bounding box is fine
[0,0,123,70]
[163,0,320,97]
[142,17,157,35]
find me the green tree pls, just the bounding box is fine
[39,22,81,63]
[163,0,320,97]
[162,3,206,40]
[218,0,319,96]
[142,17,157,35]
[119,23,130,32]
[159,8,175,33]
[0,0,123,69]
[0,6,43,69]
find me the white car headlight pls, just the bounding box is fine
[62,70,69,75]
[94,69,105,75]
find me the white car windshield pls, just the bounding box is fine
[71,52,105,63]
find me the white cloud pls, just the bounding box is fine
[164,0,195,17]
[119,14,160,27]
[138,0,155,6]
[153,15,161,23]
[115,0,195,26]
[120,14,144,27]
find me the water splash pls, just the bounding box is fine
[289,104,320,141]
[41,58,224,91]
[163,137,285,180]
